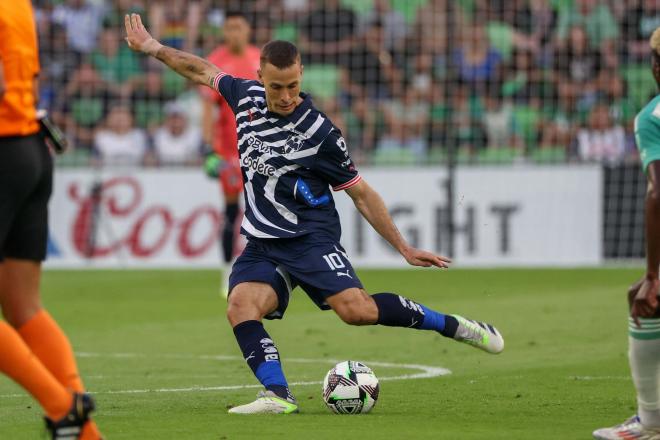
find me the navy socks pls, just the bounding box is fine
[371,292,458,338]
[232,320,292,400]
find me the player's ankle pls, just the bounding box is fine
[266,384,294,401]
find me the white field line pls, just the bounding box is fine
[0,352,451,398]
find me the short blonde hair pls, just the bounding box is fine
[650,27,660,55]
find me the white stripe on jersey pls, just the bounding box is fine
[248,85,265,92]
[236,106,268,121]
[245,180,296,234]
[237,96,266,107]
[264,164,301,225]
[237,117,270,131]
[293,109,312,126]
[241,216,278,238]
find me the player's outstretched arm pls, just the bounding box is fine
[345,179,451,269]
[124,13,220,88]
[631,161,660,325]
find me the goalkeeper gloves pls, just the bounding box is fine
[204,153,224,179]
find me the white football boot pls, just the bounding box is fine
[452,315,504,354]
[228,390,299,415]
[593,415,660,439]
[219,263,233,298]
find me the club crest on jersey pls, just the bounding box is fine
[283,134,305,154]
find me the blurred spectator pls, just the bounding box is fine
[553,25,603,112]
[361,0,407,51]
[56,62,117,151]
[51,0,106,56]
[341,19,403,103]
[413,0,455,77]
[447,85,487,154]
[91,28,143,96]
[540,85,576,150]
[130,68,172,133]
[149,0,201,52]
[102,0,146,29]
[408,53,434,97]
[555,0,619,64]
[153,102,202,165]
[482,86,514,149]
[451,20,504,88]
[487,0,556,57]
[248,0,280,46]
[622,0,660,63]
[39,23,78,110]
[575,102,626,163]
[378,86,430,160]
[94,106,148,166]
[299,0,357,65]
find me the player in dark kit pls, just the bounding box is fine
[125,13,504,414]
[0,1,102,438]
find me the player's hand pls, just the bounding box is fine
[630,275,660,327]
[204,153,223,179]
[401,246,451,269]
[124,14,162,55]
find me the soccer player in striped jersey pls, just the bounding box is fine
[125,13,504,414]
[594,27,660,440]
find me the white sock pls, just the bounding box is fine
[629,323,660,428]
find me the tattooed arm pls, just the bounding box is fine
[124,13,220,88]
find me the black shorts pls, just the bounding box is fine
[0,133,53,262]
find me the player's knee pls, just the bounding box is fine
[226,293,260,325]
[334,299,378,326]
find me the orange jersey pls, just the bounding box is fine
[203,45,260,160]
[0,0,40,137]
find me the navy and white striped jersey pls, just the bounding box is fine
[212,72,361,241]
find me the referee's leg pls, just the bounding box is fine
[0,135,103,438]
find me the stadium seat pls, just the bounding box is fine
[371,147,418,166]
[273,23,298,43]
[56,148,91,167]
[530,147,567,164]
[391,0,430,22]
[512,105,541,147]
[341,0,374,16]
[476,147,519,165]
[302,65,340,101]
[622,64,657,109]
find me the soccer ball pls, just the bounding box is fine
[322,361,379,414]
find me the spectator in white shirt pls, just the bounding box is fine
[576,103,625,164]
[51,0,106,55]
[94,105,148,166]
[153,102,202,165]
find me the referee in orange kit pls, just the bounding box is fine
[0,2,102,439]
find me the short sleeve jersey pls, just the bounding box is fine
[635,94,660,172]
[210,72,361,241]
[0,0,40,136]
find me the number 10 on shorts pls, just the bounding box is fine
[323,253,345,270]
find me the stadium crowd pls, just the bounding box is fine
[32,0,660,165]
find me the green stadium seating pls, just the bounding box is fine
[530,147,567,164]
[273,23,298,43]
[476,147,520,164]
[371,147,418,166]
[622,64,657,109]
[302,64,340,101]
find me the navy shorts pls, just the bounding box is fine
[228,235,363,319]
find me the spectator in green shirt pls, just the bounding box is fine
[554,0,619,64]
[91,28,142,96]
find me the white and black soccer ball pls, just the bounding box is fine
[322,361,379,414]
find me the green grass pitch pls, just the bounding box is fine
[0,268,642,439]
